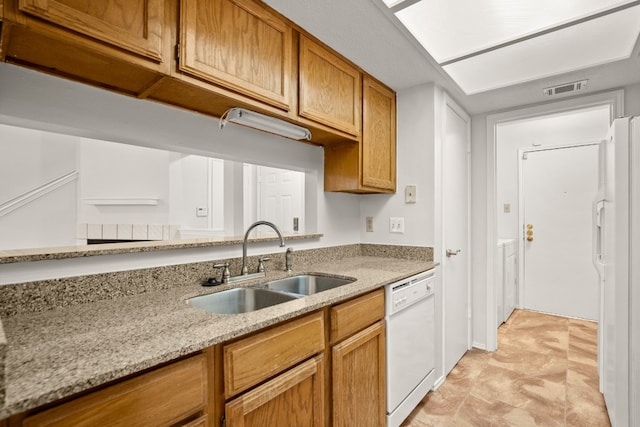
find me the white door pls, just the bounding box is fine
[257,166,304,234]
[521,144,599,320]
[443,100,470,375]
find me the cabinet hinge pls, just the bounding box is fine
[175,44,180,62]
[220,415,226,427]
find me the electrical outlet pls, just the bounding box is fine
[366,216,374,232]
[405,185,417,203]
[389,217,405,233]
[196,207,208,217]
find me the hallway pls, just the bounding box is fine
[402,309,610,426]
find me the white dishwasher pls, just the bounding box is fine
[385,270,436,427]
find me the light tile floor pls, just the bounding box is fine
[401,309,611,427]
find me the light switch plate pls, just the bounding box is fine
[390,217,404,233]
[405,185,417,203]
[196,207,208,217]
[504,203,511,213]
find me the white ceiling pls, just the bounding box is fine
[263,0,640,115]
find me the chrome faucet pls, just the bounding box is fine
[242,221,285,275]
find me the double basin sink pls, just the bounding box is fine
[188,274,355,315]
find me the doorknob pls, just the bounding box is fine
[446,249,461,257]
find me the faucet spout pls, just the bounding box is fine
[242,221,285,275]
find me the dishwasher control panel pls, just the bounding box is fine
[386,271,435,315]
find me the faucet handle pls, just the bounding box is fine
[257,257,271,273]
[213,262,231,284]
[285,247,293,272]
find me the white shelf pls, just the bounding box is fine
[83,198,159,206]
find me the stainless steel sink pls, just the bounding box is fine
[263,274,355,296]
[188,287,300,314]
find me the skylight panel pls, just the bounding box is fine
[441,5,640,94]
[381,0,406,7]
[394,0,637,63]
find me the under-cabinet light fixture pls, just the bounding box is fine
[219,108,312,141]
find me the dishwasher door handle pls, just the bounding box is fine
[446,249,461,257]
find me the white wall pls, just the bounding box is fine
[626,82,640,116]
[0,66,445,287]
[0,124,78,201]
[470,89,627,349]
[79,138,171,224]
[169,155,225,234]
[470,114,488,347]
[0,124,79,249]
[496,106,610,239]
[0,62,361,284]
[360,83,437,247]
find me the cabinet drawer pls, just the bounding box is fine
[331,289,384,344]
[23,354,208,427]
[224,311,325,397]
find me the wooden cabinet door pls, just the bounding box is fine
[362,76,396,191]
[332,321,386,427]
[225,356,325,427]
[17,0,164,61]
[179,0,292,111]
[299,35,361,136]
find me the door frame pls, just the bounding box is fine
[439,92,472,378]
[484,90,623,351]
[630,117,639,427]
[517,141,602,315]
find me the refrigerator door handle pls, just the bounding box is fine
[592,198,605,278]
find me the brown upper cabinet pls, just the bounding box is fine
[299,35,361,137]
[1,0,396,193]
[1,0,166,95]
[178,0,292,111]
[17,0,163,61]
[361,75,397,191]
[324,75,397,193]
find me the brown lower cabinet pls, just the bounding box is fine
[225,355,325,427]
[9,289,386,427]
[330,290,386,427]
[332,322,386,427]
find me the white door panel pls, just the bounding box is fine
[522,144,599,320]
[443,101,470,374]
[257,166,304,234]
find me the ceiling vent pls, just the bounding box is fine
[543,80,588,96]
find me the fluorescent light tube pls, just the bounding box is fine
[219,108,312,141]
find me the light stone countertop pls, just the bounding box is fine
[0,255,436,419]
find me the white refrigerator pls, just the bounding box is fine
[593,116,639,427]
